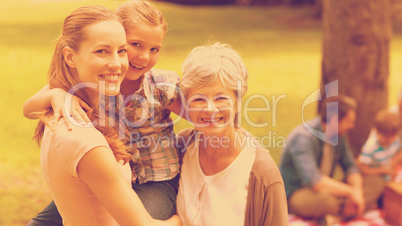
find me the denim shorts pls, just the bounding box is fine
[27,174,180,225]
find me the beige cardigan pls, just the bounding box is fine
[176,128,288,226]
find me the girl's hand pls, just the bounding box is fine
[50,88,92,131]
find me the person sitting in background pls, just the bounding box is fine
[357,109,401,209]
[176,42,288,226]
[279,95,364,223]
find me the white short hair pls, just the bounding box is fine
[181,42,248,127]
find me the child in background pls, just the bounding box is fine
[357,108,401,210]
[392,89,402,181]
[358,109,401,179]
[24,0,183,224]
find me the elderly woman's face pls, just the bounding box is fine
[186,79,237,136]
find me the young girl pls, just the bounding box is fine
[24,0,183,224]
[29,5,180,225]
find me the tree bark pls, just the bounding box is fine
[320,0,392,156]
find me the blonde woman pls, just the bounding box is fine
[26,5,180,226]
[25,1,183,224]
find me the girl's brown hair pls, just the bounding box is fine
[34,5,130,163]
[116,0,167,34]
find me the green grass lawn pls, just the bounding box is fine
[0,0,401,224]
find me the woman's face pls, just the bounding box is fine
[69,21,128,98]
[124,23,165,81]
[186,80,238,137]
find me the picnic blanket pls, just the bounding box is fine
[289,209,391,226]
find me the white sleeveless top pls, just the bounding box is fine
[176,132,256,226]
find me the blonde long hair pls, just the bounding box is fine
[34,5,130,163]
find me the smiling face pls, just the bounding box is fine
[186,79,238,137]
[124,23,165,81]
[66,21,128,100]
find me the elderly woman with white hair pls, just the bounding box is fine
[176,42,288,226]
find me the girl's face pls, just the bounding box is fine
[67,21,128,99]
[125,23,165,81]
[186,80,238,137]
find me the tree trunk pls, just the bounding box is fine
[320,0,392,156]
